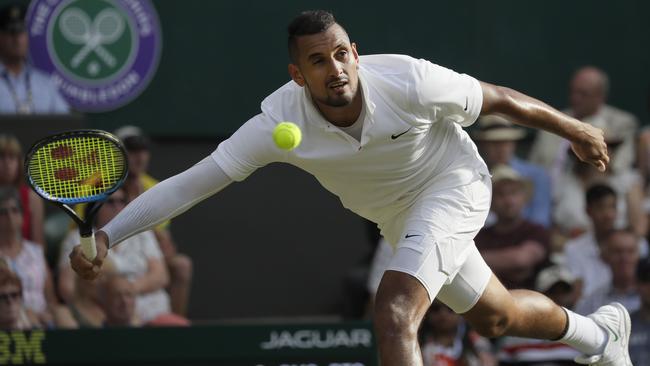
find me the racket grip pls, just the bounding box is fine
[80,233,97,261]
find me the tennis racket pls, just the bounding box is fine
[24,130,128,260]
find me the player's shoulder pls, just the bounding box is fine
[260,80,305,123]
[359,54,419,73]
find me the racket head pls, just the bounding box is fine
[24,129,128,205]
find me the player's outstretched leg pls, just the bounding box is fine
[462,275,632,366]
[373,269,432,366]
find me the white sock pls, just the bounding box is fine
[558,308,608,355]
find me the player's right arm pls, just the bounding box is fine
[70,157,234,280]
[71,113,284,280]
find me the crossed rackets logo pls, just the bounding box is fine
[59,7,125,70]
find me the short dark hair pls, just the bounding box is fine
[585,183,616,206]
[287,10,338,63]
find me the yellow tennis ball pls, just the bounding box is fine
[273,122,302,151]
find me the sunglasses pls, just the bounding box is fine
[0,291,21,303]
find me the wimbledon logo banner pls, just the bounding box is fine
[26,0,162,112]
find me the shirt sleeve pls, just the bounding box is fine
[211,113,286,181]
[409,58,483,127]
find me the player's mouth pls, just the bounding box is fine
[328,80,348,93]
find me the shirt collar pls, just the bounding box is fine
[0,62,30,79]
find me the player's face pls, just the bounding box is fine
[0,198,22,240]
[491,180,527,221]
[586,195,617,232]
[289,25,360,108]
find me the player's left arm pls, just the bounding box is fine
[479,81,609,171]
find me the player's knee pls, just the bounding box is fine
[471,312,512,338]
[373,295,420,340]
[170,254,193,282]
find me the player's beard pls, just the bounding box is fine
[311,83,358,108]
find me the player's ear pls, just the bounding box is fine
[288,64,305,87]
[351,42,359,64]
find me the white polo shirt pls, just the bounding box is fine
[212,54,488,244]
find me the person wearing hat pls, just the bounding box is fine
[475,165,551,290]
[629,258,650,365]
[475,115,551,228]
[0,3,68,114]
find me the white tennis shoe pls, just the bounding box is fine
[574,302,632,365]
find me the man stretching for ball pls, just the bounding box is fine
[70,10,630,366]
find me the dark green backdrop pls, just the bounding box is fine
[84,0,650,136]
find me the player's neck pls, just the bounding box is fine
[314,91,363,127]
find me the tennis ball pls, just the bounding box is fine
[273,122,302,151]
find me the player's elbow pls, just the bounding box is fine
[481,82,523,116]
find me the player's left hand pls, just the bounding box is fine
[570,123,610,172]
[69,231,109,281]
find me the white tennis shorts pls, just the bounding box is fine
[385,174,493,314]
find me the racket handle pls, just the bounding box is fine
[80,233,97,261]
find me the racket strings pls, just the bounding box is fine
[28,136,125,201]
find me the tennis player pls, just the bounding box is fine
[70,11,630,366]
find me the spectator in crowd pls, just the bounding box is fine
[114,125,193,316]
[59,187,175,324]
[475,165,550,289]
[629,258,650,365]
[419,300,496,366]
[0,262,37,330]
[0,3,68,114]
[98,274,139,327]
[529,66,638,184]
[474,115,551,227]
[0,187,56,326]
[52,273,106,328]
[553,146,646,239]
[576,229,641,314]
[564,184,617,300]
[496,263,581,365]
[0,134,44,245]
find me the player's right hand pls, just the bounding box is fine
[70,231,109,281]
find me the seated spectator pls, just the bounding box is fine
[496,263,581,365]
[0,134,44,245]
[59,187,174,323]
[0,187,55,325]
[630,258,650,365]
[52,274,105,328]
[114,126,193,316]
[564,184,617,300]
[419,300,496,366]
[576,229,641,314]
[553,144,646,239]
[0,262,37,330]
[529,66,638,184]
[475,165,550,289]
[0,3,69,114]
[98,274,139,327]
[474,115,551,227]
